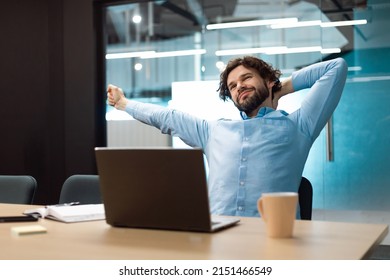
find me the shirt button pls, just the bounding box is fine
[242,157,247,162]
[240,181,245,186]
[238,206,244,211]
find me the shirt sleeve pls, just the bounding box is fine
[124,100,209,149]
[291,57,348,140]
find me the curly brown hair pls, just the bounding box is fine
[218,56,282,101]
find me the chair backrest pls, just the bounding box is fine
[298,177,313,220]
[59,174,102,204]
[0,175,37,204]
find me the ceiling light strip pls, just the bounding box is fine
[215,46,287,56]
[321,48,341,54]
[265,46,322,54]
[267,47,341,55]
[216,46,341,56]
[105,51,156,60]
[206,17,298,30]
[271,19,367,29]
[105,49,207,60]
[321,19,368,27]
[348,76,390,83]
[270,20,322,29]
[107,47,341,60]
[140,49,206,59]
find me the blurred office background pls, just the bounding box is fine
[103,0,390,213]
[1,0,389,225]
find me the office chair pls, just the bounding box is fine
[298,177,313,220]
[0,175,37,204]
[59,174,102,204]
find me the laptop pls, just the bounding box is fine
[94,147,240,232]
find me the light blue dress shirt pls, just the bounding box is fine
[124,58,348,217]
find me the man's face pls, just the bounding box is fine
[227,65,271,115]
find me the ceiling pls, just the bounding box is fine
[106,0,368,46]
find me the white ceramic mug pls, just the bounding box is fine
[257,192,298,238]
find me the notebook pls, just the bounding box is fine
[23,204,105,223]
[94,147,240,232]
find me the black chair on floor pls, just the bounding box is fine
[0,175,37,204]
[298,177,313,220]
[59,174,102,204]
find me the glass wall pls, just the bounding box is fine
[102,0,390,212]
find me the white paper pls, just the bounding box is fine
[24,204,105,223]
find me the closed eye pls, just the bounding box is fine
[229,84,236,92]
[243,74,252,81]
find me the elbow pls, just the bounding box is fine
[335,57,348,76]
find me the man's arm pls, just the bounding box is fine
[272,77,293,109]
[106,84,209,149]
[292,58,348,139]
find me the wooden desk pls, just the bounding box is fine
[0,203,388,260]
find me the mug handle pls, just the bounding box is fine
[257,198,267,222]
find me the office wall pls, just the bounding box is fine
[302,3,390,211]
[0,0,104,204]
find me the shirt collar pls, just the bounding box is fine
[240,107,275,120]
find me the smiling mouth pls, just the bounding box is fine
[239,89,253,100]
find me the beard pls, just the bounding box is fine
[233,83,270,115]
